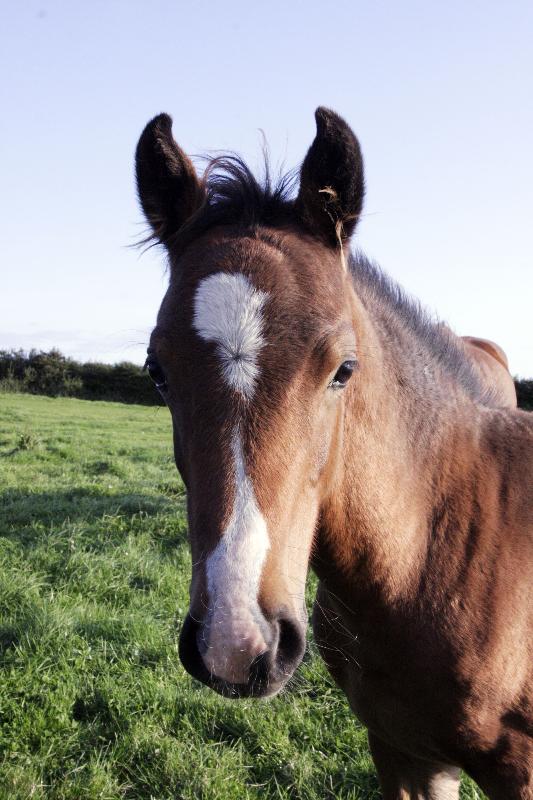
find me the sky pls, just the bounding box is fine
[1,0,532,376]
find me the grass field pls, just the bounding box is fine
[0,394,486,799]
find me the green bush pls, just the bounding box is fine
[0,349,163,406]
[515,379,533,411]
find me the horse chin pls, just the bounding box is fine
[178,612,304,700]
[204,674,288,701]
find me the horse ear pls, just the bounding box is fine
[295,107,365,247]
[136,113,204,245]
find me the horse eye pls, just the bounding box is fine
[145,356,167,391]
[330,360,357,389]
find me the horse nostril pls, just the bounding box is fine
[248,649,272,688]
[179,613,212,686]
[275,615,306,673]
[246,615,305,689]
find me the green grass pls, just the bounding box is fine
[0,394,486,799]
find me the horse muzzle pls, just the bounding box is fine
[178,609,306,698]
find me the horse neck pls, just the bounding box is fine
[317,288,484,604]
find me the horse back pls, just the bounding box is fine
[461,335,517,408]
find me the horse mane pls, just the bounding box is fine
[350,253,496,405]
[168,154,496,406]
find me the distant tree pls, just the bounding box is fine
[0,349,163,406]
[515,379,533,411]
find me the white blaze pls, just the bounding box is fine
[192,271,271,682]
[193,271,268,397]
[206,431,270,610]
[203,430,270,682]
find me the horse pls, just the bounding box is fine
[135,107,533,799]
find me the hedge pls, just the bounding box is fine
[0,349,163,406]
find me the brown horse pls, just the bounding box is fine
[136,108,533,799]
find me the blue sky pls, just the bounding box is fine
[1,0,532,376]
